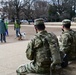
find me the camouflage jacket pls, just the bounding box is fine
[26,30,61,72]
[59,29,76,60]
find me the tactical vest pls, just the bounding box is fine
[35,33,61,67]
[64,30,76,60]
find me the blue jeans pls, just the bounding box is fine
[16,28,21,37]
[5,29,9,36]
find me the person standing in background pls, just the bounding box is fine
[5,19,9,36]
[14,19,21,38]
[0,18,7,43]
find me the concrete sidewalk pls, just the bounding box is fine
[0,41,30,75]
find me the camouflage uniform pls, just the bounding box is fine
[59,19,76,61]
[16,18,61,75]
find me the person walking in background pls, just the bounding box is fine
[16,18,61,75]
[0,18,7,43]
[14,19,21,38]
[5,19,9,36]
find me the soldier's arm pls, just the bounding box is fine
[26,39,35,60]
[59,34,71,53]
[26,35,42,60]
[49,33,61,66]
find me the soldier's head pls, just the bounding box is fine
[62,19,71,31]
[34,18,45,33]
[62,19,71,28]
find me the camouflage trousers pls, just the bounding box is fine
[16,62,51,75]
[16,62,37,75]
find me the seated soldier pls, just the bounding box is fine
[59,19,76,62]
[16,18,61,75]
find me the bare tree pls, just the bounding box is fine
[0,0,23,20]
[0,0,49,21]
[21,0,36,20]
[33,0,49,19]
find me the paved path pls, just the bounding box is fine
[9,22,76,29]
[21,25,76,28]
[0,41,30,75]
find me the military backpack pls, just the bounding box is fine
[35,32,61,67]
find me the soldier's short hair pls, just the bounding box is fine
[34,18,44,26]
[62,19,71,28]
[34,18,45,30]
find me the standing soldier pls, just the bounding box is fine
[59,19,76,61]
[16,18,61,75]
